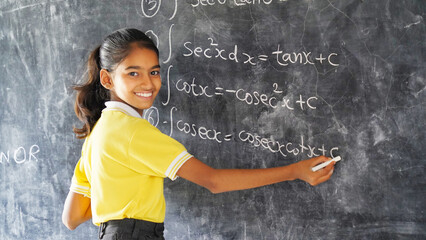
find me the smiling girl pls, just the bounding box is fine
[62,28,335,240]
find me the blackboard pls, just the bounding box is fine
[1,0,425,239]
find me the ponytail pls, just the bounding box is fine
[73,46,110,139]
[72,28,159,139]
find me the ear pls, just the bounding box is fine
[100,69,113,90]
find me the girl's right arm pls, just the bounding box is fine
[62,191,92,230]
[177,156,335,194]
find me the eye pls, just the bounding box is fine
[129,72,139,77]
[151,70,160,76]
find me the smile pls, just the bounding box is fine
[135,92,153,97]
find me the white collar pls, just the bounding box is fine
[103,101,142,119]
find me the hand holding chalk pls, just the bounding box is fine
[312,156,341,172]
[292,156,336,186]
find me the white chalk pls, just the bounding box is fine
[311,156,341,172]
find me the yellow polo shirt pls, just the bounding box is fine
[69,101,192,225]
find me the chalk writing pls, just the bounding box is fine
[272,45,339,67]
[191,0,273,7]
[163,67,318,111]
[191,0,227,7]
[144,107,339,159]
[183,38,339,67]
[141,0,177,20]
[239,131,339,158]
[176,119,231,144]
[145,30,159,48]
[145,24,174,64]
[0,144,40,165]
[163,24,174,64]
[234,0,273,6]
[162,65,173,106]
[143,106,160,127]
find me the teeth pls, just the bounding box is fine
[135,92,152,97]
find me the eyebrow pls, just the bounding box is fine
[125,65,161,70]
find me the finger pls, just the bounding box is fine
[314,167,334,185]
[323,161,335,172]
[313,162,334,182]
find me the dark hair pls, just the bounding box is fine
[73,28,159,139]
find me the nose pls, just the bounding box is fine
[139,73,154,89]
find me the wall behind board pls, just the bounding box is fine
[1,0,425,239]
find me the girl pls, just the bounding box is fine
[62,28,335,240]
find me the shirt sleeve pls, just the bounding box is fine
[128,122,193,180]
[70,156,91,198]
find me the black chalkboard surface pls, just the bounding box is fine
[1,0,425,239]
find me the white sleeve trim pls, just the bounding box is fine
[70,183,91,198]
[165,151,193,181]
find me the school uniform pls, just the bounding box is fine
[69,101,192,239]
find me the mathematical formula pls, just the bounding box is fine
[191,0,275,7]
[162,65,318,111]
[146,24,339,68]
[139,0,341,160]
[144,107,339,159]
[140,0,279,20]
[183,38,339,67]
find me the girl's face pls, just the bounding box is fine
[103,46,161,116]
